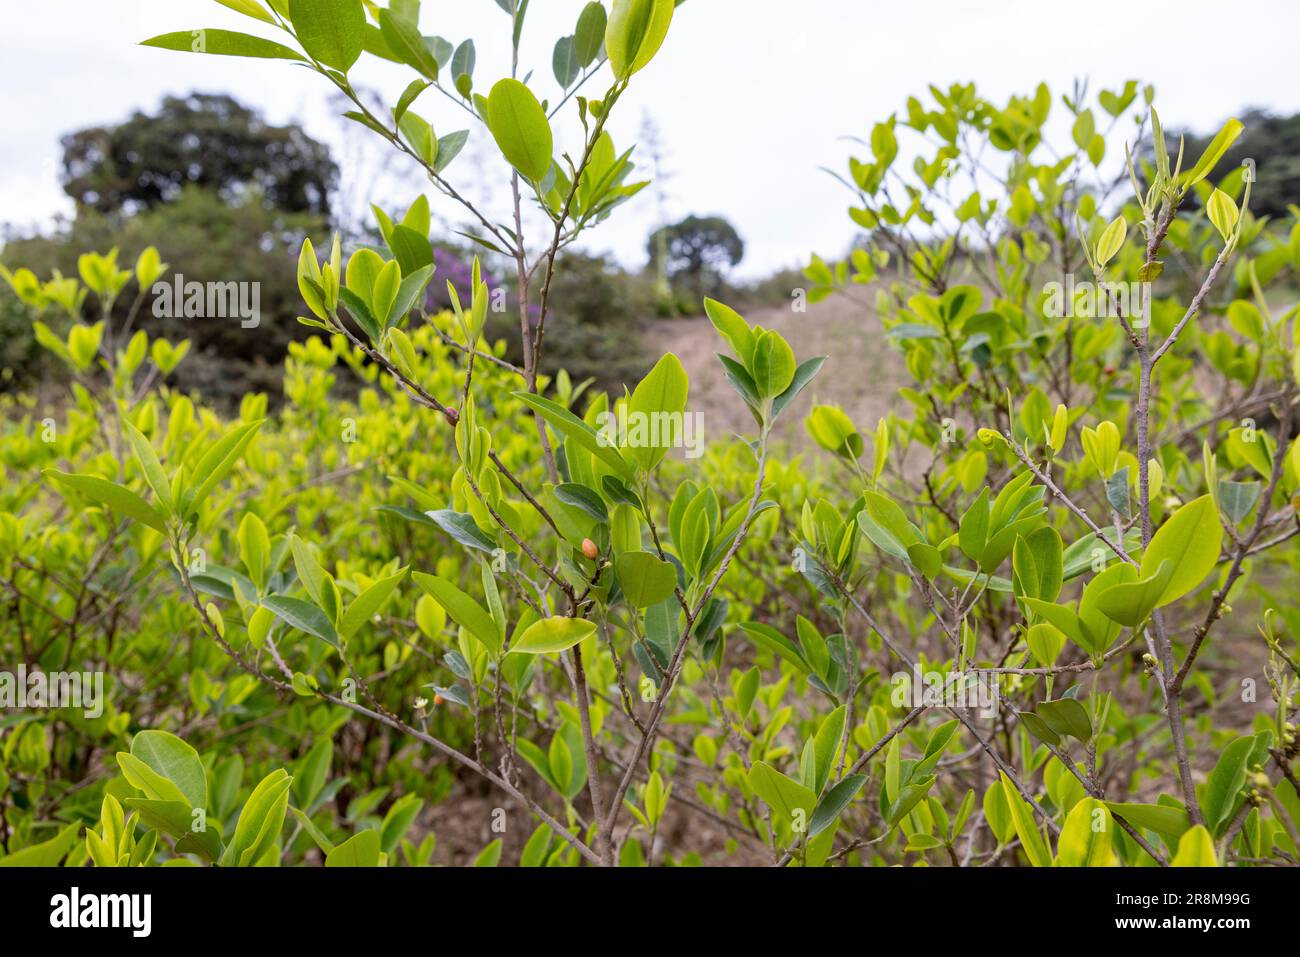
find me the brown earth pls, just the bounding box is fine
[643,290,908,448]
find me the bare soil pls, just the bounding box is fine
[643,291,907,448]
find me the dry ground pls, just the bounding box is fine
[643,290,908,448]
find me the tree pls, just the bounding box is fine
[61,93,338,219]
[647,214,744,301]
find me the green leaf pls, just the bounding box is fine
[1218,480,1260,525]
[1202,735,1253,836]
[486,78,553,182]
[1018,710,1060,747]
[125,799,223,861]
[326,827,381,867]
[141,29,306,61]
[412,571,503,656]
[1000,772,1052,867]
[751,330,796,399]
[859,491,923,563]
[510,616,597,655]
[1055,798,1117,866]
[983,780,1014,844]
[116,753,188,804]
[520,823,553,866]
[573,2,607,65]
[182,420,264,514]
[474,838,504,867]
[393,79,430,125]
[605,0,673,79]
[615,551,677,607]
[0,822,83,867]
[43,470,168,534]
[772,356,826,420]
[122,420,173,513]
[224,769,292,866]
[262,595,340,650]
[290,806,336,854]
[426,509,496,553]
[1207,188,1239,244]
[1181,119,1244,190]
[514,391,632,479]
[1170,825,1218,866]
[748,761,816,823]
[808,773,866,837]
[131,730,207,810]
[907,542,943,579]
[1011,526,1063,603]
[1104,801,1191,841]
[626,352,689,470]
[703,298,755,366]
[378,9,440,79]
[555,483,608,522]
[1025,622,1066,667]
[811,706,847,795]
[1094,558,1174,626]
[1037,698,1093,742]
[340,568,407,638]
[1094,216,1127,267]
[293,739,333,810]
[958,486,990,562]
[738,622,808,673]
[215,0,277,23]
[379,794,423,853]
[1141,495,1223,607]
[288,0,364,71]
[552,35,578,88]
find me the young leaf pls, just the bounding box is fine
[510,616,597,655]
[288,0,365,71]
[615,550,678,607]
[605,0,674,79]
[141,29,307,61]
[486,79,553,182]
[131,731,208,810]
[262,595,340,650]
[1141,495,1223,608]
[412,571,502,656]
[44,471,168,534]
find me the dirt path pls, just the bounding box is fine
[642,290,908,448]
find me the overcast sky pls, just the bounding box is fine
[3,0,1299,277]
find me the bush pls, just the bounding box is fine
[1,4,1298,871]
[2,187,329,407]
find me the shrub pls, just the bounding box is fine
[1,6,1297,870]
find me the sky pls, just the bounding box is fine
[3,0,1299,278]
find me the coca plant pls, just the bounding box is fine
[800,80,1300,864]
[2,2,1297,868]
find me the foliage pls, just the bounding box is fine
[1161,107,1300,220]
[61,92,338,218]
[1,6,1298,870]
[2,187,329,406]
